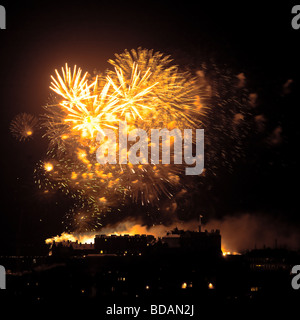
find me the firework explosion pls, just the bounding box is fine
[10,113,39,141]
[34,48,206,232]
[30,48,256,234]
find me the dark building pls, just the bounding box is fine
[49,227,222,257]
[94,234,156,255]
[49,240,95,257]
[161,227,221,256]
[245,248,297,271]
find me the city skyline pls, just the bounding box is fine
[0,1,299,312]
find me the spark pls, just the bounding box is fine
[107,63,158,120]
[44,162,53,172]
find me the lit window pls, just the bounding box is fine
[251,287,259,292]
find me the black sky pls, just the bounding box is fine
[0,1,300,250]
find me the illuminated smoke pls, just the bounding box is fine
[204,213,300,252]
[46,214,300,254]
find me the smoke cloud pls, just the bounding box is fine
[204,213,300,252]
[47,213,300,253]
[98,213,300,252]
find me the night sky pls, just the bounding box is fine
[0,1,300,252]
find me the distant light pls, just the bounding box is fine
[181,282,187,289]
[208,283,214,290]
[222,251,241,256]
[251,287,259,292]
[145,285,150,290]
